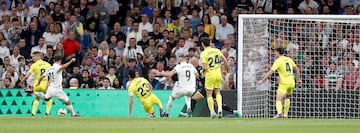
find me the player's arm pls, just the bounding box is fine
[146,83,153,91]
[61,58,76,70]
[158,71,175,77]
[128,95,133,118]
[220,54,228,73]
[20,65,34,84]
[293,62,302,86]
[259,60,279,84]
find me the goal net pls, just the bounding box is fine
[237,15,360,118]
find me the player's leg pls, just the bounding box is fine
[214,77,223,118]
[283,84,295,118]
[31,92,41,116]
[205,88,216,118]
[274,84,287,118]
[166,95,175,115]
[191,88,205,111]
[150,94,165,117]
[56,91,78,116]
[142,101,155,117]
[40,85,53,116]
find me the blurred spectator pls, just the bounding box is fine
[121,17,134,35]
[8,18,23,47]
[139,14,153,33]
[148,69,160,90]
[108,22,126,43]
[79,69,95,89]
[20,22,43,47]
[44,46,54,64]
[42,22,62,49]
[193,24,209,40]
[69,78,79,89]
[144,37,158,58]
[16,57,28,75]
[181,18,196,36]
[0,77,13,88]
[123,38,144,66]
[104,0,119,28]
[344,63,360,90]
[62,31,80,61]
[112,77,122,89]
[122,58,143,88]
[166,16,182,40]
[114,40,125,57]
[324,63,344,91]
[189,9,201,28]
[126,22,142,46]
[221,39,236,58]
[29,0,45,17]
[0,40,10,60]
[149,23,164,40]
[223,73,235,90]
[85,10,100,45]
[86,0,109,43]
[9,46,23,67]
[298,0,319,14]
[215,15,234,43]
[51,3,64,23]
[106,66,116,85]
[30,37,47,55]
[98,77,115,89]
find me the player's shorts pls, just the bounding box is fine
[44,88,69,102]
[205,75,222,90]
[277,83,295,96]
[172,86,195,99]
[197,87,216,98]
[141,93,163,113]
[33,84,47,93]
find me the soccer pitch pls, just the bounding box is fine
[0,117,359,133]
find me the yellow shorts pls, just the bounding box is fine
[205,75,222,90]
[33,83,47,93]
[277,84,295,96]
[141,94,163,113]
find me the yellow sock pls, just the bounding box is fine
[215,94,222,111]
[207,97,215,113]
[45,99,53,115]
[284,99,290,117]
[276,101,282,115]
[32,100,39,115]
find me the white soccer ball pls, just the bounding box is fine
[57,108,67,117]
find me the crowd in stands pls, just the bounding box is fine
[0,0,357,90]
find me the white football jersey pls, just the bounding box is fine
[172,62,198,88]
[43,63,63,89]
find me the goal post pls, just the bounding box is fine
[237,15,360,118]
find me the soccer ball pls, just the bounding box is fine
[57,108,67,117]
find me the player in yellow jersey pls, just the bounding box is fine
[200,37,228,118]
[259,47,301,118]
[20,51,52,116]
[127,70,165,118]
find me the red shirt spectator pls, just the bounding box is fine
[63,31,80,60]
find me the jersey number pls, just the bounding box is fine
[185,70,190,81]
[40,69,46,75]
[49,72,54,80]
[137,83,150,97]
[285,62,291,72]
[208,55,220,68]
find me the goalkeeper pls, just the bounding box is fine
[259,47,301,118]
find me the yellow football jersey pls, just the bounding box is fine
[200,47,224,76]
[128,77,152,101]
[28,60,51,85]
[271,56,296,85]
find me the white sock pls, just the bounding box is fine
[185,96,191,112]
[66,104,76,116]
[166,96,173,113]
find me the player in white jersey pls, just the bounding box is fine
[37,56,79,117]
[155,55,198,117]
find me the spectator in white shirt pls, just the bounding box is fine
[126,22,142,47]
[221,39,236,58]
[42,22,62,49]
[171,38,188,60]
[123,38,144,67]
[298,0,319,14]
[28,0,45,17]
[31,37,47,55]
[0,39,10,60]
[215,15,234,43]
[9,46,23,68]
[98,77,115,90]
[139,13,153,33]
[208,6,219,25]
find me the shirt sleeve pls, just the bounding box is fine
[172,65,179,73]
[200,52,207,64]
[271,60,280,72]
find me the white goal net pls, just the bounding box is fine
[237,15,360,118]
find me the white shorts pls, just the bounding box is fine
[171,86,195,99]
[45,88,69,102]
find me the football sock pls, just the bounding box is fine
[185,96,191,112]
[191,99,196,111]
[276,101,283,115]
[166,96,173,113]
[215,94,222,112]
[207,97,215,113]
[45,99,53,115]
[284,99,290,117]
[66,104,76,116]
[222,104,233,113]
[32,100,39,115]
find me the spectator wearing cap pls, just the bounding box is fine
[86,0,109,43]
[122,58,143,88]
[123,38,144,67]
[215,15,234,43]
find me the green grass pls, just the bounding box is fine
[0,117,360,133]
